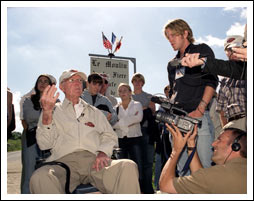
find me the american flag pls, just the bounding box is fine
[102,32,112,50]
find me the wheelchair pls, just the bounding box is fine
[35,148,123,194]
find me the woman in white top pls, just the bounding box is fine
[113,83,144,190]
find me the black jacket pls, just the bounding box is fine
[203,58,247,80]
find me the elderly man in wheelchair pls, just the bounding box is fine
[30,69,140,194]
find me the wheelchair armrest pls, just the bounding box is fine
[111,148,123,159]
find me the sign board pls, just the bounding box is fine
[90,57,129,97]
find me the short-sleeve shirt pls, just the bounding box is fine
[216,78,246,119]
[132,91,152,127]
[132,91,152,108]
[23,97,41,130]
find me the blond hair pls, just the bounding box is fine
[163,19,195,44]
[131,73,145,85]
[118,83,132,92]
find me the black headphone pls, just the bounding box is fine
[231,133,245,152]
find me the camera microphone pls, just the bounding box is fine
[151,96,170,105]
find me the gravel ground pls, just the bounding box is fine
[7,151,22,194]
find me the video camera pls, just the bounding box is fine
[151,96,202,134]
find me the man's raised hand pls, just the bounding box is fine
[40,85,60,125]
[40,85,60,112]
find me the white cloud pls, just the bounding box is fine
[226,22,245,36]
[196,35,225,48]
[196,22,245,48]
[223,7,238,12]
[223,7,247,19]
[240,8,247,19]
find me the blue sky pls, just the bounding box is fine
[1,1,253,199]
[4,2,252,134]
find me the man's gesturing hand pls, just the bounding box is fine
[40,85,60,125]
[40,85,60,112]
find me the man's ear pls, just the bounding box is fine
[183,30,188,39]
[59,82,64,92]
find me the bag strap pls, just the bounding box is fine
[176,146,197,176]
[36,161,71,194]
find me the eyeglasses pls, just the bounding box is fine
[67,78,83,83]
[38,80,50,84]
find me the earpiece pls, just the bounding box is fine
[231,133,244,152]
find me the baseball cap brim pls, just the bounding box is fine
[59,70,87,84]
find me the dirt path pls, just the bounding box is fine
[7,151,22,194]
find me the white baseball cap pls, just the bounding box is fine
[224,35,243,50]
[59,69,87,83]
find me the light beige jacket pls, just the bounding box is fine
[36,98,118,162]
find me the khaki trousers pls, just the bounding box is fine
[30,150,141,194]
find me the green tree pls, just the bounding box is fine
[7,131,22,152]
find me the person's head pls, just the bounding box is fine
[211,128,247,165]
[163,19,194,51]
[35,74,56,94]
[224,35,244,60]
[32,74,57,110]
[164,85,170,98]
[99,73,110,95]
[131,73,145,91]
[87,73,103,95]
[118,83,132,102]
[59,69,87,100]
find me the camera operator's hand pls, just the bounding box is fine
[232,45,247,61]
[181,53,205,68]
[187,124,198,148]
[165,123,193,153]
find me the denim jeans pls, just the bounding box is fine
[140,127,155,193]
[21,130,41,194]
[169,111,214,176]
[154,153,162,190]
[118,136,143,182]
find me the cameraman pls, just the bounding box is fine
[159,123,247,194]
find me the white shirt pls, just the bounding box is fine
[113,100,143,138]
[74,99,84,118]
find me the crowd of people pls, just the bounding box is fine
[7,18,248,194]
